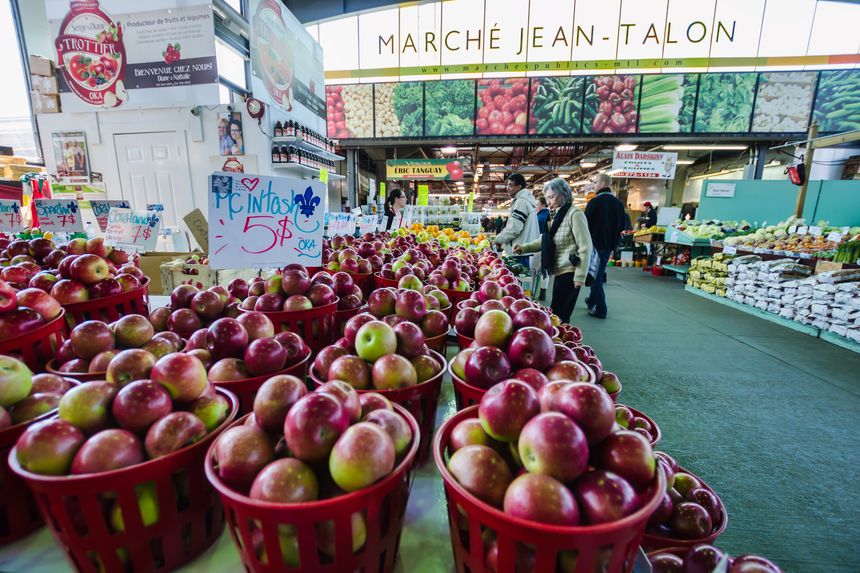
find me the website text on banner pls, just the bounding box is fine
[208,172,325,269]
[34,199,84,233]
[104,208,162,252]
[0,200,22,233]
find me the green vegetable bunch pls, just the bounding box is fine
[425,80,475,136]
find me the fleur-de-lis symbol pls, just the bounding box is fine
[295,186,320,218]
[11,204,19,214]
[147,213,159,228]
[67,202,78,213]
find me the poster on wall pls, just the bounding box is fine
[249,0,325,132]
[52,131,89,184]
[45,0,219,111]
[218,112,244,156]
[210,155,259,174]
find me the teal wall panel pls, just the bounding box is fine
[810,180,860,226]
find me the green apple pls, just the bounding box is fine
[0,356,32,407]
[354,321,397,363]
[58,381,118,434]
[110,481,160,532]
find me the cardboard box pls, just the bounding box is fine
[139,252,199,294]
[30,91,60,114]
[28,55,54,77]
[30,74,58,95]
[160,259,260,293]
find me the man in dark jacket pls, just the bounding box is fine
[584,173,625,319]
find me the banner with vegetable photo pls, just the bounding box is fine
[752,72,817,133]
[694,73,757,133]
[374,82,424,138]
[325,84,373,139]
[475,79,529,136]
[584,75,639,134]
[424,80,475,137]
[528,77,584,135]
[638,74,698,134]
[813,70,860,133]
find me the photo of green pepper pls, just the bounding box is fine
[528,77,584,135]
[813,69,860,133]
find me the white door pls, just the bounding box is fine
[113,131,194,229]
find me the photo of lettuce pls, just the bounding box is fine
[694,73,757,133]
[813,70,860,132]
[424,80,475,136]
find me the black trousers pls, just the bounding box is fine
[550,273,581,324]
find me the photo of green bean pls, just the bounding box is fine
[528,77,584,135]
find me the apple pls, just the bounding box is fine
[503,473,579,525]
[58,381,117,434]
[328,355,371,390]
[235,311,275,342]
[106,349,157,387]
[367,288,396,317]
[371,354,417,390]
[115,273,141,293]
[243,337,287,377]
[151,353,208,401]
[672,472,701,496]
[649,552,684,573]
[31,373,71,395]
[1,265,29,288]
[170,284,198,309]
[90,278,122,299]
[28,271,59,293]
[395,289,427,322]
[283,294,313,312]
[680,544,726,573]
[313,346,349,379]
[71,428,144,474]
[359,393,392,419]
[546,360,593,384]
[362,409,412,456]
[0,355,32,407]
[252,375,307,433]
[167,308,202,338]
[574,469,638,525]
[331,272,354,297]
[10,392,61,424]
[686,487,723,523]
[185,393,227,432]
[447,445,512,507]
[206,318,249,360]
[474,310,513,348]
[112,380,173,435]
[412,354,441,383]
[190,290,225,320]
[87,350,116,373]
[506,327,555,371]
[393,321,425,358]
[547,383,616,444]
[148,306,171,332]
[599,372,622,394]
[251,458,319,503]
[421,310,448,338]
[284,393,350,463]
[478,380,540,442]
[50,279,89,304]
[670,502,713,539]
[593,430,656,487]
[207,358,250,382]
[85,237,111,258]
[15,419,86,475]
[112,314,154,349]
[0,279,17,312]
[354,320,397,362]
[329,422,395,492]
[728,556,782,573]
[227,278,250,300]
[144,411,207,459]
[454,308,480,337]
[449,418,495,453]
[213,425,275,488]
[614,404,634,429]
[316,512,366,557]
[306,283,336,308]
[397,274,422,292]
[69,254,110,285]
[271,331,306,367]
[281,269,311,296]
[512,308,553,334]
[464,346,511,389]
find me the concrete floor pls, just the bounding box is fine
[2,269,858,572]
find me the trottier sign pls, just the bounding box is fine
[308,0,860,82]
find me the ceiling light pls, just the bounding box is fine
[440,146,458,154]
[662,145,748,151]
[580,161,597,168]
[569,180,589,187]
[676,160,695,165]
[615,144,638,152]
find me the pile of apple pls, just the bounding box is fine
[321,239,379,274]
[15,352,230,483]
[314,314,443,391]
[238,266,363,313]
[647,450,725,541]
[365,282,450,336]
[649,543,782,573]
[614,402,659,444]
[446,377,660,529]
[0,356,76,429]
[0,279,64,343]
[211,377,414,564]
[150,281,257,338]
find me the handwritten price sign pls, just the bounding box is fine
[34,199,84,233]
[104,208,162,253]
[328,213,356,237]
[90,200,130,231]
[0,200,22,232]
[357,215,379,235]
[208,172,325,270]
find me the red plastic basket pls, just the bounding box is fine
[310,350,446,464]
[0,310,66,372]
[425,331,448,355]
[347,272,374,299]
[240,300,337,353]
[373,273,398,290]
[304,266,323,276]
[44,360,105,382]
[447,357,487,411]
[453,328,474,351]
[435,406,666,573]
[62,279,151,330]
[642,466,728,551]
[0,383,79,546]
[8,387,239,573]
[334,304,368,339]
[439,287,473,313]
[205,404,419,573]
[626,406,661,446]
[211,350,311,416]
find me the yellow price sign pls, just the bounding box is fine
[379,182,386,202]
[319,169,329,184]
[417,184,429,206]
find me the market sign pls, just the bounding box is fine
[250,0,326,133]
[310,0,860,82]
[705,182,737,198]
[90,199,130,231]
[386,159,465,180]
[0,200,22,232]
[612,151,677,179]
[104,207,161,252]
[45,0,219,111]
[34,199,84,233]
[208,172,325,269]
[328,213,356,236]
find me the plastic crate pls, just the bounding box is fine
[210,351,311,416]
[239,300,337,353]
[62,279,150,330]
[0,310,66,372]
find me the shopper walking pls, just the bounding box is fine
[494,173,536,266]
[384,188,407,231]
[584,173,625,319]
[514,178,592,324]
[536,195,550,233]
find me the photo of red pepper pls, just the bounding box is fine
[476,78,529,136]
[583,75,640,134]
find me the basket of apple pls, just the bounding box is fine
[310,313,445,464]
[9,352,239,573]
[454,292,552,351]
[238,265,341,352]
[304,269,369,338]
[366,281,451,354]
[205,377,419,573]
[0,279,67,371]
[643,450,728,550]
[148,281,253,344]
[434,381,666,573]
[0,358,77,545]
[648,543,783,573]
[321,239,378,299]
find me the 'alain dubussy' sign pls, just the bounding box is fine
[208,172,325,270]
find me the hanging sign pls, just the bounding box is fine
[705,182,737,198]
[328,213,356,236]
[612,151,677,179]
[89,199,130,231]
[386,159,465,181]
[0,200,22,232]
[208,172,325,269]
[34,199,84,233]
[104,207,161,252]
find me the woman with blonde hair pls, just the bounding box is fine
[514,178,593,323]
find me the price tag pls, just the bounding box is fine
[788,225,798,234]
[146,203,165,212]
[90,200,130,231]
[379,182,386,202]
[417,184,429,206]
[104,208,162,252]
[826,232,843,243]
[669,230,679,243]
[842,226,850,234]
[796,226,808,235]
[328,213,356,236]
[468,191,474,212]
[0,200,22,232]
[319,168,329,184]
[723,246,737,255]
[34,199,84,233]
[358,215,379,235]
[808,225,823,237]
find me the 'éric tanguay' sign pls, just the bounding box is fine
[386,159,465,180]
[208,172,325,269]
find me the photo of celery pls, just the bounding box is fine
[813,70,860,133]
[638,74,698,133]
[694,73,757,133]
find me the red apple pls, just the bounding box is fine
[70,320,115,360]
[367,288,396,317]
[574,469,638,525]
[114,314,155,348]
[85,237,111,258]
[213,425,275,489]
[393,321,425,358]
[15,288,61,321]
[317,380,361,423]
[171,284,198,308]
[344,313,376,347]
[50,279,89,304]
[207,317,249,360]
[329,422,395,492]
[167,308,202,337]
[244,337,287,376]
[151,353,208,401]
[283,393,350,463]
[447,445,512,507]
[454,308,480,337]
[371,354,417,390]
[252,374,307,433]
[69,254,110,285]
[518,411,588,482]
[328,355,371,390]
[546,360,594,384]
[670,502,713,539]
[190,290,225,320]
[503,473,579,525]
[89,278,122,299]
[71,428,144,474]
[395,289,427,322]
[593,430,656,486]
[478,379,540,442]
[464,346,511,389]
[112,379,173,434]
[551,382,615,444]
[15,418,85,475]
[207,358,251,382]
[144,411,207,459]
[474,309,513,348]
[250,458,319,503]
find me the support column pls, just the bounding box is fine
[753,143,768,180]
[346,149,358,210]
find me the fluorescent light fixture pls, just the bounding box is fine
[440,146,458,154]
[569,180,589,187]
[676,160,695,165]
[580,161,597,168]
[662,145,748,151]
[615,144,638,152]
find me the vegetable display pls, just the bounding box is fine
[752,72,816,133]
[528,77,584,135]
[694,73,757,133]
[638,74,697,133]
[584,75,639,134]
[475,79,528,136]
[813,69,860,132]
[374,82,424,138]
[325,84,373,139]
[424,80,475,137]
